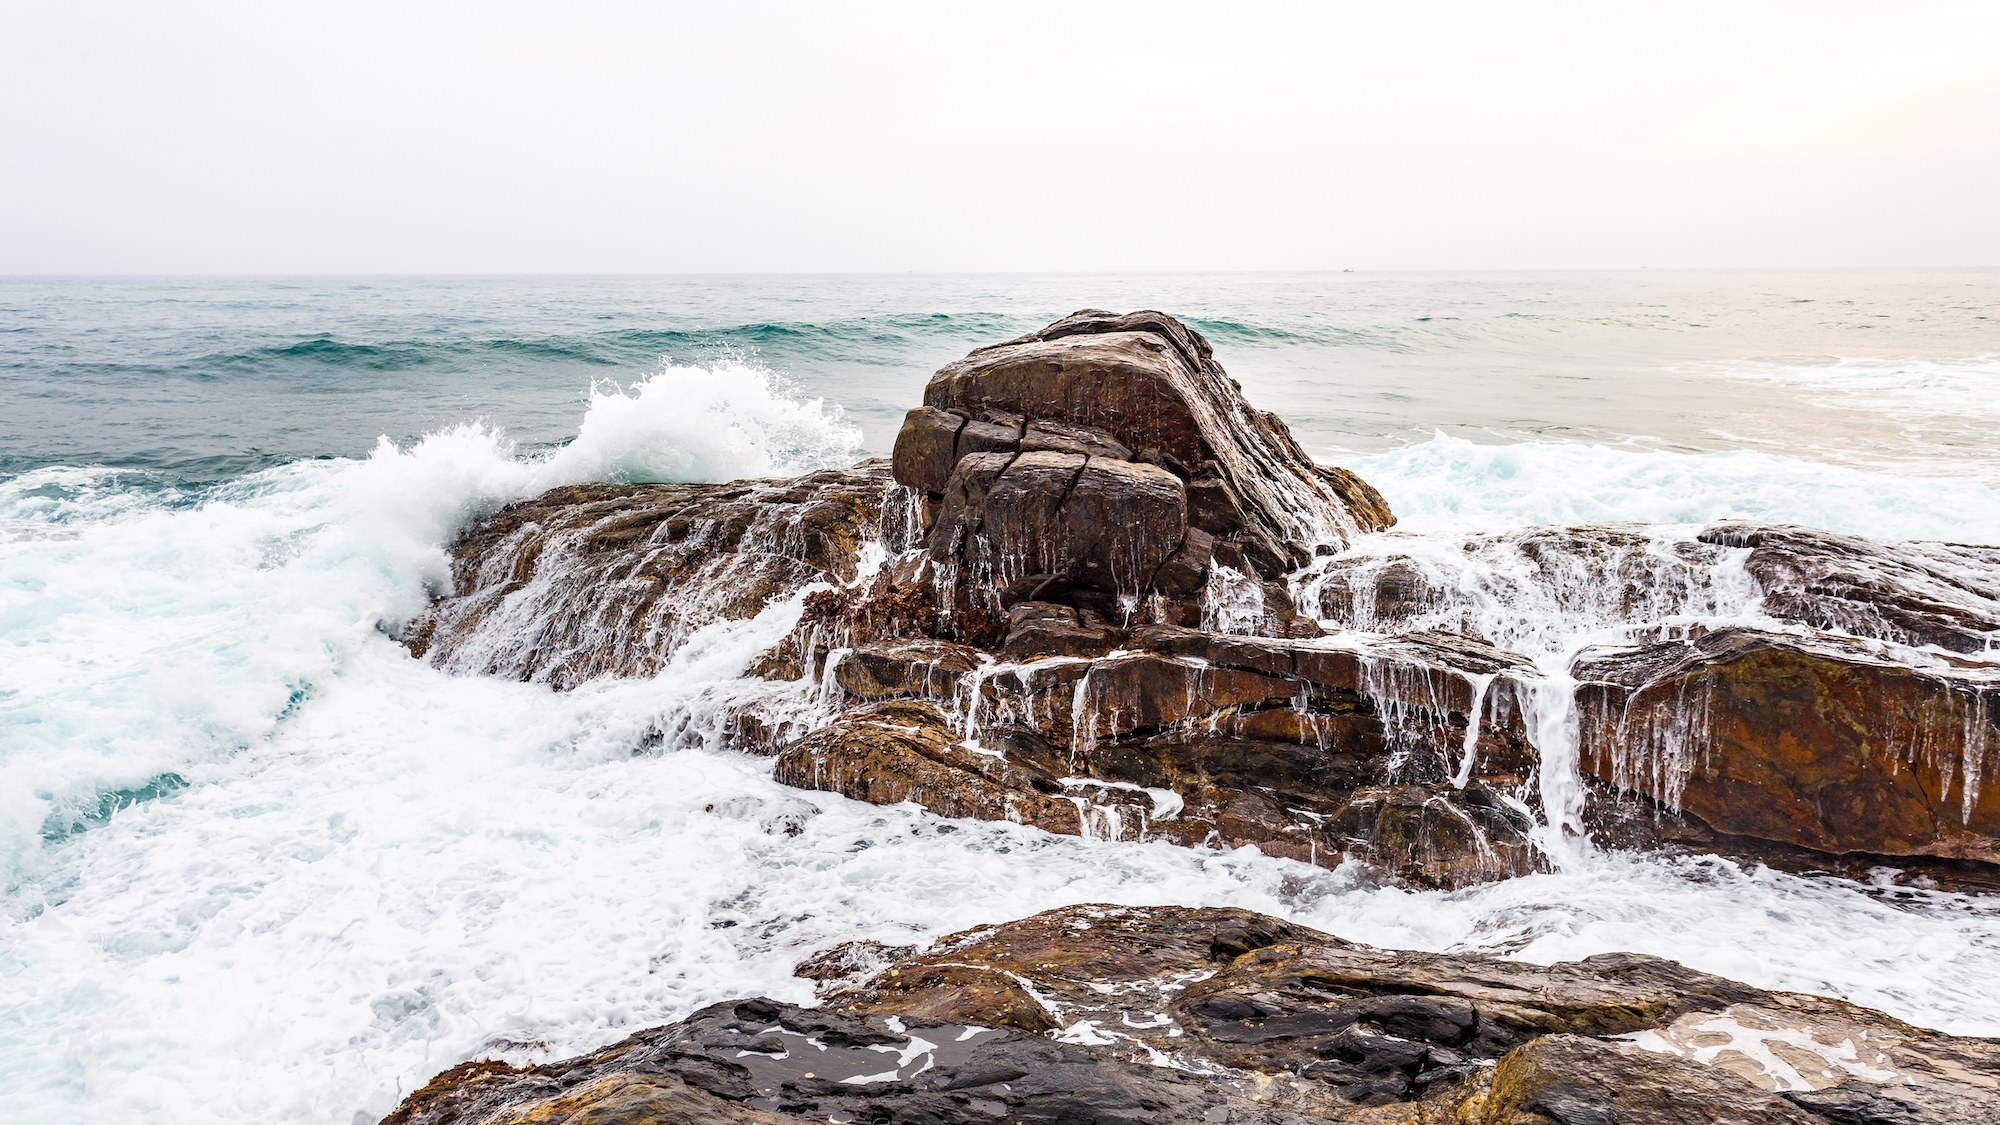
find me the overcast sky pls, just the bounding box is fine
[3,1,1996,273]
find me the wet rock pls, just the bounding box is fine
[1702,521,2000,654]
[1574,626,2000,862]
[778,626,1548,886]
[385,904,2000,1124]
[822,638,979,701]
[406,463,893,688]
[930,449,1190,604]
[1305,520,2000,658]
[897,309,1394,597]
[1477,1034,1823,1124]
[771,700,1084,836]
[1000,601,1125,660]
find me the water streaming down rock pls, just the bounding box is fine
[408,310,2000,884]
[1295,518,2000,864]
[405,464,897,688]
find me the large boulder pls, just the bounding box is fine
[928,450,1194,610]
[893,310,1394,607]
[1574,626,2000,861]
[384,904,2000,1125]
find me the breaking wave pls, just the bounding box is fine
[1344,432,2000,543]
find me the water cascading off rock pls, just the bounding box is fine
[406,309,2000,885]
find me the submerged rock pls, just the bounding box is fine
[382,904,2000,1124]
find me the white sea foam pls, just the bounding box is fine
[1693,353,2000,428]
[536,356,862,487]
[1344,432,2000,543]
[4,386,2000,1125]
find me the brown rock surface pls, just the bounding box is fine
[929,449,1192,605]
[895,309,1394,592]
[1574,626,2000,862]
[773,626,1547,886]
[771,700,1085,836]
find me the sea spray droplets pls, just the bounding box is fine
[1340,433,2000,542]
[537,355,862,487]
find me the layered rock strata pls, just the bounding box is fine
[892,308,1395,624]
[775,626,1545,888]
[382,904,2000,1125]
[1574,627,2000,861]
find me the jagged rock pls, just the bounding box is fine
[405,463,894,688]
[821,638,979,701]
[1574,626,2000,862]
[385,905,2000,1124]
[771,700,1085,836]
[1702,521,2000,654]
[999,601,1125,660]
[929,449,1193,613]
[1306,520,2000,657]
[775,625,1548,886]
[895,309,1394,598]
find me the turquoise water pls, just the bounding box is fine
[1,272,1997,1124]
[6,271,1995,482]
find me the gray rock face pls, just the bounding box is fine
[383,905,2000,1125]
[1700,521,2000,654]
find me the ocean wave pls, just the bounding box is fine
[1690,353,2000,421]
[1340,432,2000,543]
[177,313,1052,379]
[6,378,2000,1124]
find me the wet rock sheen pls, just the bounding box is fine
[383,905,2000,1125]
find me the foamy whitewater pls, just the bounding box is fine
[2,273,1996,1124]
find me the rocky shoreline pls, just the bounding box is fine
[385,904,2000,1125]
[386,310,2000,1122]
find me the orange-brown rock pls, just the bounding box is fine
[1574,626,2000,861]
[821,638,979,701]
[771,700,1085,836]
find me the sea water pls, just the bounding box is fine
[1,272,1996,1124]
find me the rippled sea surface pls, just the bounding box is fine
[1,272,1996,1125]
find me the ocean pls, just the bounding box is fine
[2,271,1996,1124]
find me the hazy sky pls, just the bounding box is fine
[4,1,1996,273]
